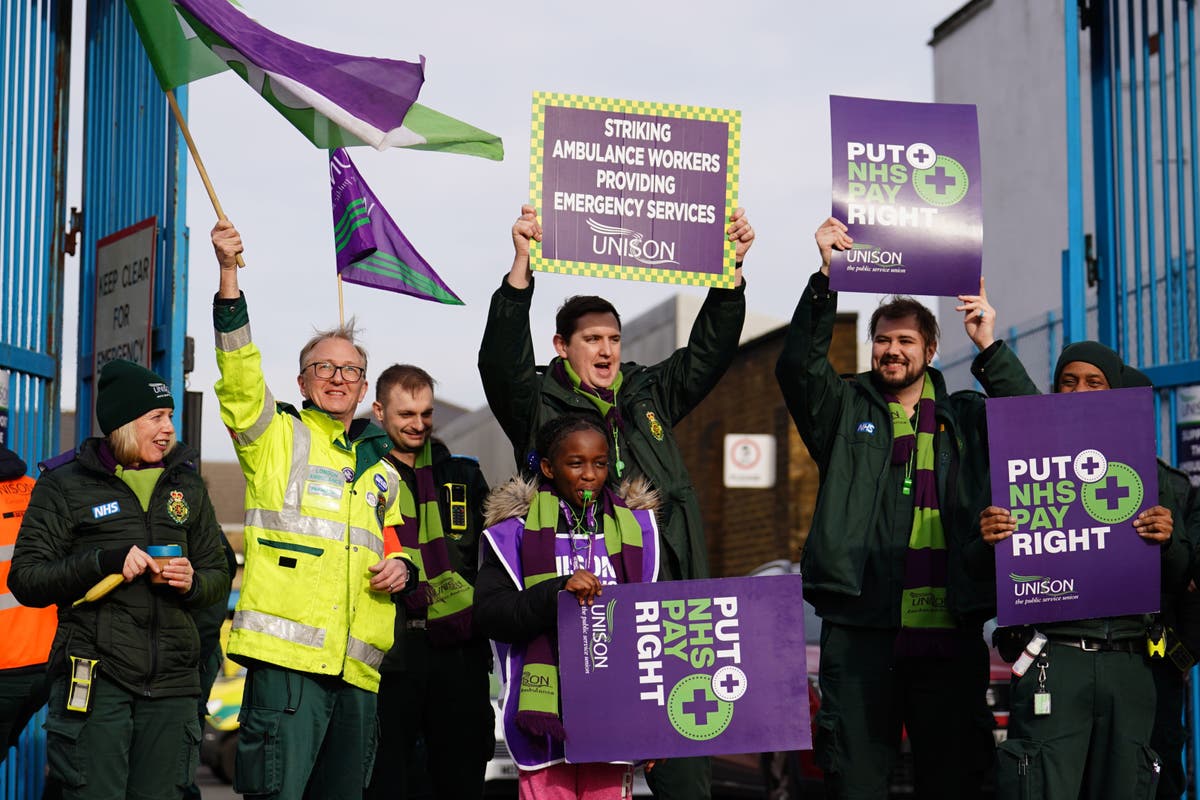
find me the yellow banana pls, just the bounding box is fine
[72,573,125,607]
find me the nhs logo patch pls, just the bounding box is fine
[856,422,877,435]
[92,501,120,519]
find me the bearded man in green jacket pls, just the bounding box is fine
[775,217,1000,800]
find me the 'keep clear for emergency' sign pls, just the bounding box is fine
[558,575,811,762]
[829,95,982,297]
[529,92,741,288]
[92,218,156,435]
[987,388,1160,626]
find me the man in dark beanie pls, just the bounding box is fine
[967,338,1184,800]
[95,358,175,436]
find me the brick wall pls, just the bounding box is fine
[673,312,858,578]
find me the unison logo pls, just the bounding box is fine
[586,599,618,672]
[845,243,905,268]
[1010,572,1076,597]
[586,218,679,266]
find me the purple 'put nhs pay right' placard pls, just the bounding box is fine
[829,95,982,297]
[987,388,1159,626]
[558,575,810,763]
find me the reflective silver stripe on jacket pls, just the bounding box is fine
[232,386,277,447]
[232,609,325,649]
[244,508,347,544]
[346,635,385,669]
[348,527,383,558]
[283,417,311,509]
[215,323,252,352]
[0,592,19,611]
[0,543,13,560]
[381,460,400,515]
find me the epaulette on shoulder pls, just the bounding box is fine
[450,454,479,464]
[38,448,77,473]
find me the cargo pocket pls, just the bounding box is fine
[176,716,202,789]
[995,738,1045,800]
[233,708,283,795]
[43,712,87,789]
[1133,743,1162,800]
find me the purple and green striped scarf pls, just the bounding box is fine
[888,374,955,656]
[515,481,646,741]
[390,441,474,646]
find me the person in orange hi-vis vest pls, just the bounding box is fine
[0,442,56,763]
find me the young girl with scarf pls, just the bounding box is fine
[474,414,660,799]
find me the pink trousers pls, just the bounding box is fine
[518,762,633,799]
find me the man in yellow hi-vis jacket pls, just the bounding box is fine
[211,220,415,800]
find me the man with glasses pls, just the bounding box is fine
[209,220,416,800]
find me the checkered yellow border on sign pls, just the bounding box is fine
[528,91,741,289]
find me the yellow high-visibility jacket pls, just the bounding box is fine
[215,295,404,692]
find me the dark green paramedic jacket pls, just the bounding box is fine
[478,275,746,581]
[775,271,995,626]
[9,439,230,697]
[967,342,1191,641]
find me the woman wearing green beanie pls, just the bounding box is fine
[9,359,230,800]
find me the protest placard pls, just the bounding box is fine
[530,92,740,288]
[829,95,982,296]
[557,575,810,763]
[987,388,1159,626]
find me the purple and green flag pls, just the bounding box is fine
[330,149,462,305]
[124,0,504,159]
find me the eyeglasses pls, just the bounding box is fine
[303,362,365,383]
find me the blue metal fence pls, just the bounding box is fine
[76,0,190,435]
[2,0,190,794]
[1072,2,1200,798]
[0,0,70,468]
[0,0,70,795]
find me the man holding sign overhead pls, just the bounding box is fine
[774,218,997,800]
[478,203,753,800]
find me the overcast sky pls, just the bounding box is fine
[62,0,970,461]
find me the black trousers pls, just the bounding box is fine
[365,630,494,800]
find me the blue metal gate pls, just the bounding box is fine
[2,0,190,795]
[1069,2,1200,797]
[0,0,70,469]
[77,0,190,429]
[0,1,71,796]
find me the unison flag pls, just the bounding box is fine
[125,0,504,159]
[330,149,463,305]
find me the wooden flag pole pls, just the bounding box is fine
[165,89,245,267]
[338,274,345,326]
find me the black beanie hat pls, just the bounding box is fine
[1122,366,1153,388]
[1052,341,1124,392]
[96,360,174,435]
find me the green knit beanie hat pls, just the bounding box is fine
[96,360,174,435]
[1052,341,1124,391]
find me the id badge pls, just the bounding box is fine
[1033,690,1052,716]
